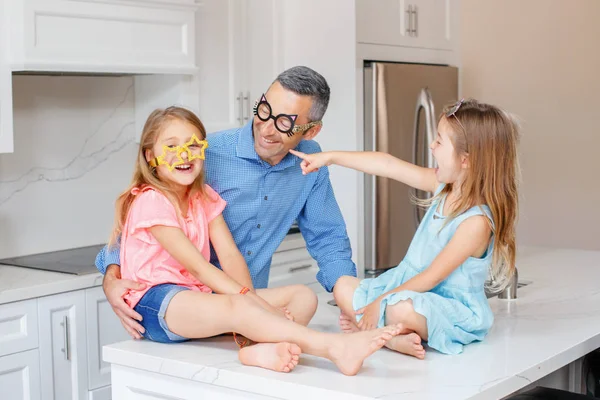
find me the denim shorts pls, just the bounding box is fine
[134,283,190,343]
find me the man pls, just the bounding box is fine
[96,66,357,338]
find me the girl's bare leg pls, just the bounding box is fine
[165,291,401,376]
[334,277,426,359]
[383,299,427,359]
[256,285,318,326]
[332,276,362,332]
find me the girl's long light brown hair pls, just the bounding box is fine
[109,106,208,247]
[429,99,520,292]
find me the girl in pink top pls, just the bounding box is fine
[109,106,401,376]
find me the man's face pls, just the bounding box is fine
[253,81,321,165]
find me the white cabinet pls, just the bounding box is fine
[0,299,38,357]
[37,291,88,400]
[197,0,282,133]
[85,286,129,391]
[356,0,454,50]
[5,0,198,74]
[269,234,319,288]
[0,0,13,153]
[1,0,200,153]
[0,349,41,400]
[1,287,128,399]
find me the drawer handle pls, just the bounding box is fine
[289,264,312,273]
[60,315,70,361]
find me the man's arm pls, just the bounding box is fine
[94,244,121,274]
[95,244,146,339]
[297,165,357,292]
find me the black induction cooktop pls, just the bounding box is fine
[0,244,105,275]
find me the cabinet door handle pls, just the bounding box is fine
[236,91,244,125]
[413,5,418,37]
[289,264,312,273]
[243,91,250,122]
[405,4,413,36]
[60,315,70,361]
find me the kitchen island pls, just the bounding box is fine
[104,246,600,399]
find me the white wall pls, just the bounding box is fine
[0,75,137,258]
[460,0,600,250]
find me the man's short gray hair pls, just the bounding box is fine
[274,66,330,122]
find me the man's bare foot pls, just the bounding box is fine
[238,342,301,373]
[339,313,359,333]
[385,333,425,360]
[328,325,401,376]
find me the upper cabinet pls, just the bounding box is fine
[197,0,282,133]
[0,0,201,153]
[356,0,455,51]
[5,0,199,74]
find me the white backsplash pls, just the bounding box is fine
[0,75,138,259]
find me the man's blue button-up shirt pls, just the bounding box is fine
[95,121,356,292]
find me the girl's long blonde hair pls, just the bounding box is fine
[430,99,520,292]
[109,106,208,247]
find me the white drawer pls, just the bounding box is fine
[269,248,318,288]
[8,0,198,73]
[88,385,111,400]
[0,299,39,357]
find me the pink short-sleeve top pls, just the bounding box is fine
[120,185,226,308]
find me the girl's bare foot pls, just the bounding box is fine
[238,342,301,373]
[328,325,401,376]
[339,313,359,333]
[385,333,426,360]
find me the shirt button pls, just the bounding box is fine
[247,250,252,255]
[257,224,261,229]
[264,196,268,200]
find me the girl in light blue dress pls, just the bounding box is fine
[290,99,520,357]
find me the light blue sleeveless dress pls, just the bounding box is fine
[354,185,495,354]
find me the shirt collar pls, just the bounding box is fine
[235,120,300,171]
[236,121,260,161]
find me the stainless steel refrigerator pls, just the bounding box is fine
[364,62,458,277]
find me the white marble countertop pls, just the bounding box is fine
[0,265,103,304]
[103,246,600,399]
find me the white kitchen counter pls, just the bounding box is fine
[103,246,600,400]
[0,265,102,305]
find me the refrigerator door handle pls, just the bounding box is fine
[412,88,436,226]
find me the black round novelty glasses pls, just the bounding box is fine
[253,94,322,137]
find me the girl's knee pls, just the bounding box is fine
[298,285,318,309]
[332,276,355,299]
[386,300,414,323]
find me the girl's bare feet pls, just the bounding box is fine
[385,332,426,360]
[238,342,301,373]
[339,313,359,333]
[328,325,401,376]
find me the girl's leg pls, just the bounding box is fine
[335,278,426,359]
[256,285,318,326]
[383,299,427,359]
[165,291,401,376]
[333,276,362,332]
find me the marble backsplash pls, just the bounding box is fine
[0,75,138,259]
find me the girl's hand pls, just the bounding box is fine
[289,149,332,175]
[355,298,382,331]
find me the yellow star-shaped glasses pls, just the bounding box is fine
[149,134,208,172]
